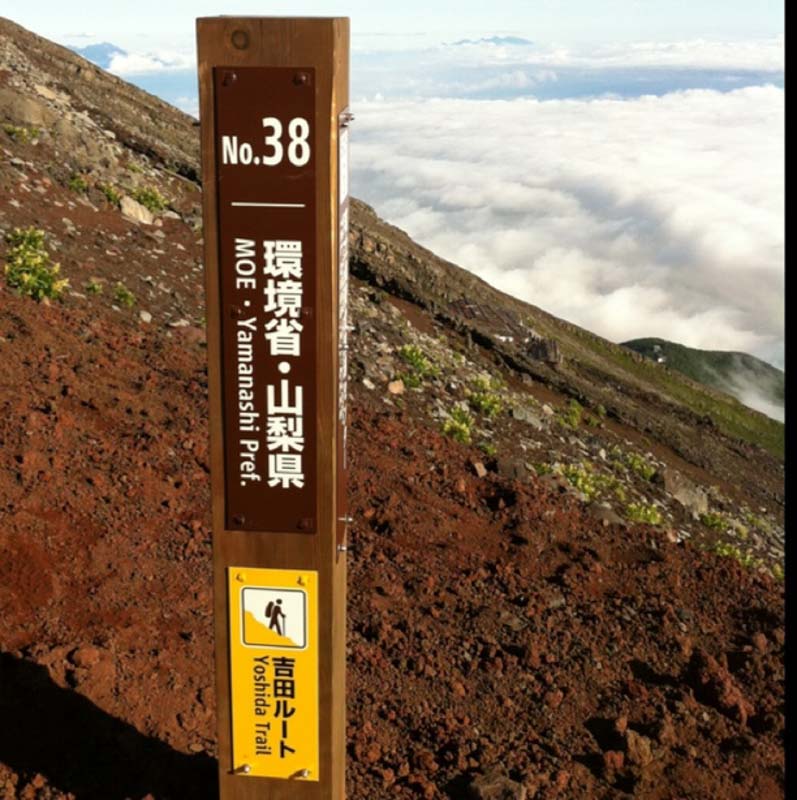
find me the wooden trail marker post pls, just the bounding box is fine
[197,17,350,800]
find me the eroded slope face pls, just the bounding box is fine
[0,17,200,177]
[0,17,784,800]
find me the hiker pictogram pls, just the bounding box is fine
[266,597,286,636]
[242,586,307,649]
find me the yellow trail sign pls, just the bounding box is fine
[228,567,319,781]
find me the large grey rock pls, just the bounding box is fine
[0,88,56,127]
[511,406,544,430]
[34,84,61,103]
[471,460,488,478]
[658,468,708,515]
[120,195,154,225]
[527,337,562,365]
[468,771,527,800]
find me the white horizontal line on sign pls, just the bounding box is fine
[231,202,307,208]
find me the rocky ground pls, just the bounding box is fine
[0,15,786,800]
[0,275,786,799]
[346,401,785,800]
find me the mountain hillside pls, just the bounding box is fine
[623,338,784,422]
[0,17,784,800]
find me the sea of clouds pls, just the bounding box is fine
[350,85,784,373]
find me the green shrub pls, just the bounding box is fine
[99,183,122,207]
[399,371,422,389]
[68,174,89,193]
[85,279,103,294]
[560,462,597,499]
[399,344,438,378]
[711,541,762,570]
[397,343,439,389]
[442,406,474,444]
[609,446,657,481]
[467,375,504,418]
[480,442,497,457]
[558,399,583,428]
[132,186,168,213]
[3,123,40,143]
[743,510,773,535]
[471,375,500,391]
[552,461,625,503]
[771,563,784,581]
[625,451,656,481]
[469,390,503,418]
[700,511,727,531]
[113,282,136,307]
[625,502,663,525]
[4,227,68,301]
[734,524,749,541]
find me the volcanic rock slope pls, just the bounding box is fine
[0,17,785,800]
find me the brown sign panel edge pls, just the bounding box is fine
[213,65,319,534]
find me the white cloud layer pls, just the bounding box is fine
[107,49,194,75]
[351,37,784,100]
[350,86,784,381]
[438,36,785,71]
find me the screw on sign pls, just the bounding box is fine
[197,17,350,800]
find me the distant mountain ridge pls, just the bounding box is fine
[623,338,784,421]
[70,42,126,69]
[449,36,534,46]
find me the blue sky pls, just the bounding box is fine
[3,4,785,412]
[3,1,785,47]
[3,2,784,111]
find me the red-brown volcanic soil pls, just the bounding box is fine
[0,285,784,800]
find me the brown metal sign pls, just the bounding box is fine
[214,66,317,533]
